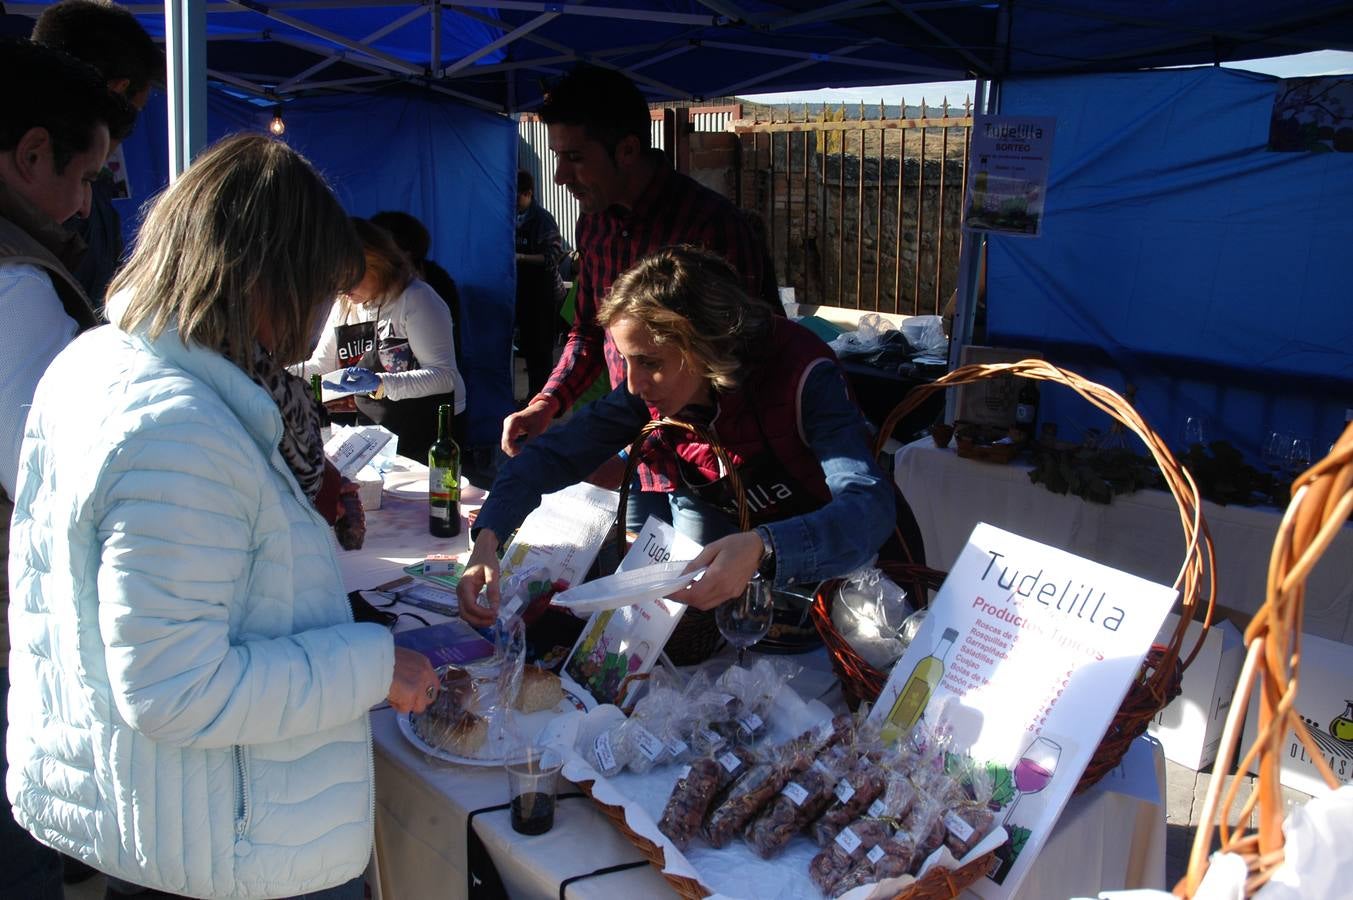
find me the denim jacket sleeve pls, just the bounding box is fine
[472,385,649,540]
[758,361,895,587]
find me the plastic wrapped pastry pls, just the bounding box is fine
[745,758,840,858]
[808,816,896,894]
[808,760,892,848]
[657,746,758,850]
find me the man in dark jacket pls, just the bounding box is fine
[514,169,566,399]
[32,0,163,304]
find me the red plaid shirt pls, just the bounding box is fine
[535,155,775,492]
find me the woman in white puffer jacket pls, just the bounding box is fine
[5,133,440,900]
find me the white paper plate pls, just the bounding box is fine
[397,678,596,766]
[550,561,706,614]
[382,469,429,497]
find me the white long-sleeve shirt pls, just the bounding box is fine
[295,278,466,413]
[0,262,79,496]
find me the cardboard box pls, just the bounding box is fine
[1241,630,1353,797]
[1147,615,1244,770]
[953,345,1044,428]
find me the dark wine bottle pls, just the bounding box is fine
[428,402,461,537]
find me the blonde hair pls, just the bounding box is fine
[597,245,770,393]
[345,217,414,308]
[112,133,362,371]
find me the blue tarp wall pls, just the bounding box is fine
[115,90,517,449]
[987,67,1353,459]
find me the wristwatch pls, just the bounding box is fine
[754,526,776,582]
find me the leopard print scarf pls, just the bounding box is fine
[229,341,326,502]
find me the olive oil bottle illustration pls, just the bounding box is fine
[882,627,959,742]
[1332,700,1353,742]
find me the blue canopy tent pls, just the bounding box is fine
[986,65,1353,458]
[8,0,1353,452]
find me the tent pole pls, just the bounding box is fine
[944,76,988,421]
[165,0,206,181]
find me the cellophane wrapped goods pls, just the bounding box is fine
[658,745,759,850]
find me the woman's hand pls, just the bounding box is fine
[387,647,440,714]
[456,530,502,627]
[677,531,766,610]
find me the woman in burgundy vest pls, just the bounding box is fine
[459,246,922,622]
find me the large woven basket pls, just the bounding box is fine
[1176,422,1352,897]
[614,417,750,666]
[812,359,1217,794]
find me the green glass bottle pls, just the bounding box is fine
[428,402,461,537]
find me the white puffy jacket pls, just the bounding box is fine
[6,323,395,899]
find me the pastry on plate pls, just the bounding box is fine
[513,666,563,713]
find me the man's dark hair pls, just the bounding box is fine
[370,210,430,264]
[538,64,651,157]
[0,39,134,171]
[517,169,534,195]
[32,0,163,98]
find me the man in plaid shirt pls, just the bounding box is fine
[501,65,777,519]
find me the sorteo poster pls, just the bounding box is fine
[964,116,1057,237]
[868,523,1176,899]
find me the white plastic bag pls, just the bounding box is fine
[900,314,948,356]
[829,313,898,357]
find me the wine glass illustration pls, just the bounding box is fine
[1004,736,1062,826]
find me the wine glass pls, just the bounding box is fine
[1261,430,1290,471]
[716,576,774,666]
[1287,437,1312,476]
[1181,415,1209,449]
[1003,735,1062,826]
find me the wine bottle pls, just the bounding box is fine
[428,402,461,537]
[1014,378,1039,440]
[881,627,959,742]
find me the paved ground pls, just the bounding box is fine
[1163,758,1312,892]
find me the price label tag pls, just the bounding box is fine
[782,782,810,806]
[867,798,887,818]
[719,752,743,774]
[737,712,763,732]
[593,733,617,772]
[944,810,975,842]
[679,765,692,780]
[667,739,689,759]
[867,844,887,864]
[634,725,664,761]
[834,780,856,804]
[700,728,725,749]
[834,827,862,854]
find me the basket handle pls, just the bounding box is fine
[875,358,1216,675]
[610,417,751,550]
[1180,423,1352,898]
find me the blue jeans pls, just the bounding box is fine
[625,489,740,547]
[105,875,366,900]
[0,666,64,900]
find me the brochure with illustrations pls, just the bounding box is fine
[403,561,465,591]
[866,522,1177,899]
[562,516,702,706]
[497,482,619,590]
[394,618,495,667]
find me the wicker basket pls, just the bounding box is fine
[614,417,750,666]
[1177,423,1352,897]
[812,359,1217,794]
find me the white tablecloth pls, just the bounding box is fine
[341,464,1168,900]
[893,440,1353,643]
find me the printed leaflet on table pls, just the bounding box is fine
[867,522,1177,899]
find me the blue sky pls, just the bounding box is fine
[741,50,1353,106]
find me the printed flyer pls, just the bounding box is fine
[867,522,1177,899]
[963,115,1057,237]
[498,482,618,590]
[563,516,701,705]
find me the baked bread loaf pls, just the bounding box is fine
[514,666,563,713]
